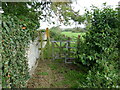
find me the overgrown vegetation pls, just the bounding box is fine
[48,60,87,88]
[1,1,119,88]
[2,15,36,88]
[61,32,85,41]
[48,4,119,88]
[1,1,80,88]
[76,5,119,88]
[50,26,85,41]
[2,2,39,88]
[63,27,87,33]
[50,26,68,41]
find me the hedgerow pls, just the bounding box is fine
[76,5,119,88]
[1,15,38,88]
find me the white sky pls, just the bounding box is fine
[40,0,120,29]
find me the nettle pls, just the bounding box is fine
[77,5,119,88]
[2,15,37,88]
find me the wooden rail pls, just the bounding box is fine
[38,28,81,63]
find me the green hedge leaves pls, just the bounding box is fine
[2,15,37,88]
[77,5,119,88]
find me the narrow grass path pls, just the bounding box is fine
[27,59,87,88]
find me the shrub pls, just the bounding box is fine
[76,4,119,88]
[50,26,68,41]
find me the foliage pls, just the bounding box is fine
[61,32,85,41]
[1,1,51,88]
[2,15,35,88]
[50,26,68,41]
[63,28,87,33]
[50,27,86,41]
[71,28,86,33]
[48,60,87,88]
[2,2,40,87]
[2,2,41,30]
[1,1,119,88]
[1,1,85,88]
[76,4,119,88]
[50,2,85,25]
[2,1,85,27]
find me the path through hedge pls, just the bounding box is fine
[27,60,70,88]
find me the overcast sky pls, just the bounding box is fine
[72,0,119,14]
[40,0,119,29]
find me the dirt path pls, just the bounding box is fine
[27,60,69,88]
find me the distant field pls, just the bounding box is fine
[61,32,85,40]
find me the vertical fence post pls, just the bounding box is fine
[76,35,80,59]
[77,35,80,47]
[59,41,62,58]
[68,37,71,60]
[39,31,44,60]
[51,38,55,60]
[46,28,50,60]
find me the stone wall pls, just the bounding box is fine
[26,32,47,75]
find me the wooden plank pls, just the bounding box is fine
[38,40,47,42]
[39,31,44,60]
[54,42,60,47]
[46,28,49,38]
[63,43,67,47]
[51,40,76,42]
[48,37,78,62]
[51,41,59,42]
[51,38,55,60]
[65,57,76,64]
[66,58,76,59]
[60,41,62,58]
[66,47,76,49]
[54,57,65,59]
[68,37,71,61]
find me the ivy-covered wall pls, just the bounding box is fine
[2,15,38,88]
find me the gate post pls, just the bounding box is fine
[68,37,71,59]
[46,28,50,60]
[39,31,44,60]
[77,35,81,59]
[51,38,55,60]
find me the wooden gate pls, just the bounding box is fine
[50,37,77,63]
[38,28,80,63]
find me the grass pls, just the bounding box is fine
[43,42,77,62]
[61,31,85,41]
[41,31,87,88]
[48,59,87,88]
[37,72,49,75]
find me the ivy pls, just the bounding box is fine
[1,15,37,88]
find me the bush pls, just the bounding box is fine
[50,26,68,41]
[76,4,119,88]
[71,28,86,33]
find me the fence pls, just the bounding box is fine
[39,28,81,63]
